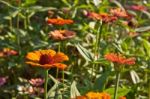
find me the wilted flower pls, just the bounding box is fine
[110,8,130,18]
[130,5,147,11]
[29,78,44,87]
[47,18,73,25]
[0,76,8,86]
[86,11,117,23]
[49,30,76,41]
[0,48,18,57]
[105,53,135,65]
[26,49,69,70]
[128,32,139,37]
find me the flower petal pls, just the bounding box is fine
[53,63,67,70]
[40,49,56,57]
[26,52,40,61]
[53,52,69,63]
[26,61,54,69]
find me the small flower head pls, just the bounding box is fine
[49,30,76,41]
[0,76,8,86]
[29,78,44,87]
[87,12,117,23]
[0,48,18,57]
[26,49,69,70]
[47,18,73,25]
[105,53,135,65]
[110,8,130,18]
[130,5,147,11]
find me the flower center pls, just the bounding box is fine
[39,54,52,65]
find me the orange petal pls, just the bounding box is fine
[40,49,56,57]
[26,52,40,61]
[53,63,67,70]
[26,61,41,66]
[26,61,54,69]
[53,52,69,63]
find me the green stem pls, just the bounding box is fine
[62,70,65,90]
[9,18,13,30]
[114,72,120,99]
[149,79,150,99]
[92,20,103,78]
[44,70,49,99]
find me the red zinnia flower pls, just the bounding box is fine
[105,53,135,65]
[130,5,147,11]
[47,18,73,25]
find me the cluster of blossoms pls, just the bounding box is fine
[17,78,45,96]
[0,48,18,57]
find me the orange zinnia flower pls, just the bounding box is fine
[119,96,126,99]
[26,49,69,69]
[87,12,117,23]
[49,30,76,41]
[0,48,18,57]
[86,92,111,99]
[110,8,130,18]
[47,18,73,25]
[105,53,135,65]
[75,92,110,99]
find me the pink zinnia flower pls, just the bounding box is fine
[29,78,44,87]
[0,76,8,86]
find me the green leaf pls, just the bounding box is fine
[130,70,140,84]
[70,81,81,99]
[23,0,37,6]
[93,71,110,91]
[141,38,150,57]
[135,26,150,32]
[105,87,130,99]
[75,43,93,61]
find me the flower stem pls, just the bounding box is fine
[44,70,49,99]
[114,72,120,99]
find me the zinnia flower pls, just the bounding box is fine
[29,78,44,87]
[47,18,73,25]
[0,48,18,57]
[75,92,110,99]
[49,30,76,41]
[105,53,135,65]
[86,92,111,99]
[87,12,117,23]
[26,49,69,70]
[130,5,147,11]
[110,8,130,18]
